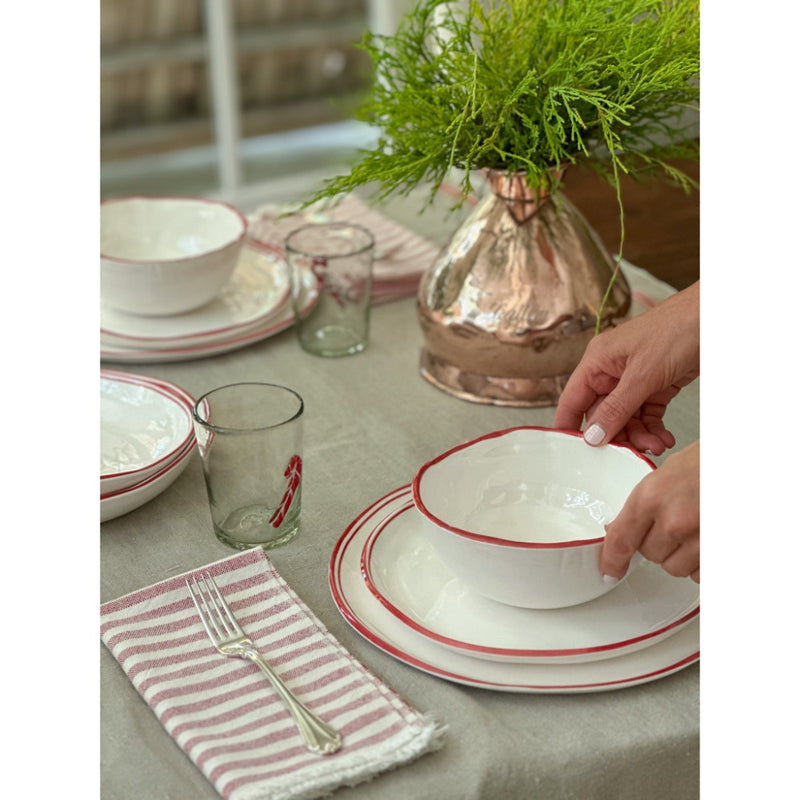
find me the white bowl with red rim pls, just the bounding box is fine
[411,426,656,609]
[100,369,196,495]
[101,195,248,316]
[101,436,196,523]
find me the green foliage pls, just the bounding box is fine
[309,0,699,207]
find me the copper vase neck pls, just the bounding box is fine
[485,168,566,225]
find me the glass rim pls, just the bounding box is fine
[192,381,304,434]
[284,222,374,259]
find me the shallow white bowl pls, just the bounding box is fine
[411,426,655,609]
[100,438,195,523]
[100,196,248,316]
[100,369,195,494]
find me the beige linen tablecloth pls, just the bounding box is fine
[101,186,699,800]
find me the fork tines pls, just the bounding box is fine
[186,572,242,643]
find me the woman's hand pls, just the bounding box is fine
[601,440,700,583]
[554,281,700,455]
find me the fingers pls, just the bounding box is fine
[583,367,668,447]
[600,444,700,582]
[658,539,701,580]
[584,403,675,454]
[553,376,599,432]
[600,503,650,580]
[602,514,700,581]
[558,379,680,454]
[624,419,676,455]
[554,368,619,432]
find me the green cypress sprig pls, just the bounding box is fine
[308,0,700,207]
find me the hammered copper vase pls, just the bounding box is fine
[417,169,632,406]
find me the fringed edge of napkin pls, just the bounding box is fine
[237,715,447,800]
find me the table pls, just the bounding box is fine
[100,188,700,800]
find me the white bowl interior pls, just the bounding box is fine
[100,377,192,478]
[417,428,653,545]
[101,197,245,261]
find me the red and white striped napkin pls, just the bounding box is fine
[101,548,444,800]
[247,194,441,305]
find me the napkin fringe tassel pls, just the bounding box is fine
[236,715,447,800]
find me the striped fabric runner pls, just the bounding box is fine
[101,548,444,800]
[247,194,442,305]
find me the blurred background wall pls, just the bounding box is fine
[100,0,417,208]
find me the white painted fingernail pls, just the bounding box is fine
[584,424,606,446]
[603,574,620,585]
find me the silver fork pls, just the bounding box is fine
[186,572,342,755]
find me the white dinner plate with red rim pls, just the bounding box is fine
[100,241,290,349]
[100,369,196,494]
[100,267,318,364]
[330,485,699,693]
[361,491,699,664]
[101,436,196,522]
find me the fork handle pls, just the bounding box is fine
[246,650,343,755]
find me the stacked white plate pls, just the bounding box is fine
[330,485,700,693]
[100,369,197,522]
[100,240,318,364]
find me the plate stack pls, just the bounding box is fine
[331,429,700,694]
[100,370,197,522]
[101,242,318,364]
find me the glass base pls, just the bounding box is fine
[297,324,367,357]
[213,503,300,550]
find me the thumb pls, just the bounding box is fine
[582,376,647,447]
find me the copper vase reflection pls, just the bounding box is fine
[417,170,631,407]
